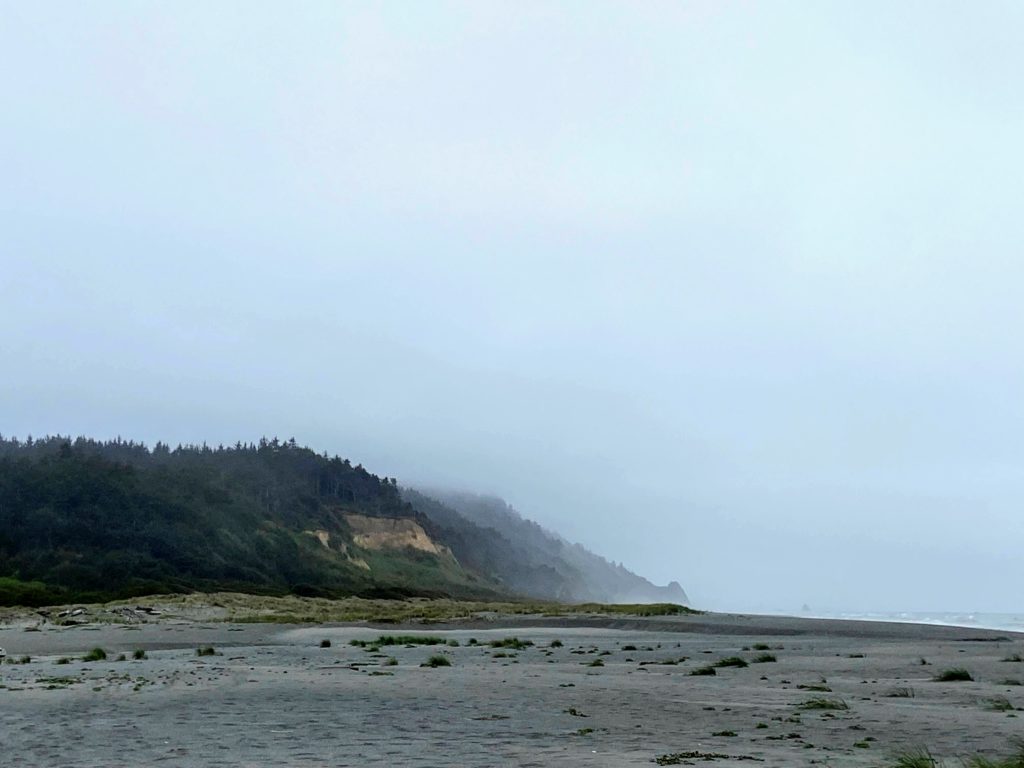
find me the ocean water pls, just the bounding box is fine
[807,611,1024,634]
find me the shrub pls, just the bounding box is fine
[798,697,848,711]
[934,668,973,682]
[352,635,445,648]
[320,639,332,648]
[713,657,748,669]
[196,646,216,657]
[489,637,533,650]
[421,654,451,668]
[690,665,717,676]
[752,653,776,663]
[550,639,563,648]
[133,649,146,660]
[82,648,107,662]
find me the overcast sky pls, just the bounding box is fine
[3,2,1023,613]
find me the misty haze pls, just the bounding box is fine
[2,3,1023,766]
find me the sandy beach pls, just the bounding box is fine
[1,610,1022,767]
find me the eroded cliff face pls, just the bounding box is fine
[343,514,447,556]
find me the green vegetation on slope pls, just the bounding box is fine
[0,435,501,606]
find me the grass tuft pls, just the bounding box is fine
[933,668,973,682]
[489,637,533,650]
[891,748,937,768]
[798,697,848,711]
[713,656,748,669]
[984,696,1015,712]
[420,654,451,668]
[351,635,446,647]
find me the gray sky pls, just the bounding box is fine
[3,2,1023,613]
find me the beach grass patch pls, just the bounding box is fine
[714,657,748,669]
[352,635,446,648]
[82,648,107,662]
[420,654,450,668]
[489,637,533,650]
[890,749,937,767]
[985,696,1016,712]
[798,697,848,711]
[934,668,973,682]
[963,743,1024,768]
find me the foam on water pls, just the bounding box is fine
[809,611,1024,633]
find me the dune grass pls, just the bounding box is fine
[984,696,1015,712]
[798,697,849,711]
[350,635,446,647]
[420,654,451,668]
[933,668,973,682]
[713,656,748,669]
[489,637,533,650]
[891,748,936,767]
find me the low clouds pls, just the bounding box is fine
[2,2,1023,612]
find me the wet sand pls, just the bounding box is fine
[1,613,1022,766]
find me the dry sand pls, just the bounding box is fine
[1,611,1023,766]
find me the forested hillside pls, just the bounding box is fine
[0,435,688,609]
[0,435,497,605]
[410,489,690,605]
